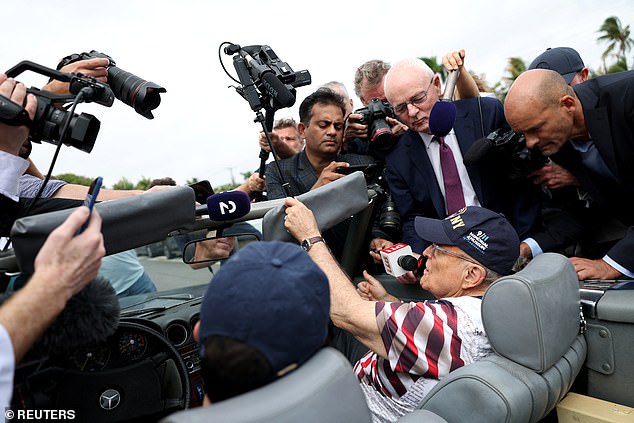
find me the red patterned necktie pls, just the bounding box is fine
[434,136,466,214]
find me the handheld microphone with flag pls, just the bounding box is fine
[196,191,251,220]
[429,69,460,137]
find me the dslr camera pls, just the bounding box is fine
[57,50,166,119]
[479,128,547,180]
[352,98,397,151]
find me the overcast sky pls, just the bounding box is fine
[4,0,634,188]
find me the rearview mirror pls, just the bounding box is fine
[182,233,260,268]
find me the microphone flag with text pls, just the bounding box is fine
[204,191,251,221]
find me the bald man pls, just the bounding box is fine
[505,69,634,280]
[382,58,541,258]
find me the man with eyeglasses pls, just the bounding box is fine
[284,199,519,422]
[382,58,540,271]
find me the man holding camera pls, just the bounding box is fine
[383,58,541,269]
[505,68,634,280]
[265,89,373,259]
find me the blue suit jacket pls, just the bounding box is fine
[385,97,540,252]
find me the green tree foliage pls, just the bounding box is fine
[54,173,94,186]
[186,177,199,185]
[213,182,241,193]
[241,171,253,181]
[419,56,447,81]
[597,16,633,72]
[112,177,134,190]
[135,177,152,191]
[493,57,526,101]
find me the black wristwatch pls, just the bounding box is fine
[301,236,324,252]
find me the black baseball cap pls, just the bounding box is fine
[528,47,585,84]
[414,206,520,275]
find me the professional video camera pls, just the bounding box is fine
[223,43,311,113]
[1,60,115,153]
[464,127,547,181]
[351,98,397,151]
[222,42,311,198]
[57,50,166,119]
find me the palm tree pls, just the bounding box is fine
[597,16,633,71]
[493,57,526,101]
[419,56,447,82]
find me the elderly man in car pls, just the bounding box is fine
[284,199,519,423]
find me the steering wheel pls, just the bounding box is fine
[16,321,191,422]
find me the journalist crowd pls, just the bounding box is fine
[1,42,633,422]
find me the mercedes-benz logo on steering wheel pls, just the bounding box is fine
[100,388,121,410]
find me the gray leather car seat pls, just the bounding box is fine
[159,347,371,423]
[417,253,587,423]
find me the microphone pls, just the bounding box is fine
[463,136,495,166]
[39,277,120,352]
[428,69,460,137]
[204,191,251,221]
[441,69,460,101]
[380,243,415,277]
[241,51,296,108]
[428,101,457,137]
[397,254,419,272]
[261,72,296,108]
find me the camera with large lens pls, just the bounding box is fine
[468,127,547,181]
[58,51,166,119]
[353,98,397,151]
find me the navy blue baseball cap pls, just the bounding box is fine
[528,47,585,84]
[198,241,330,376]
[414,206,520,275]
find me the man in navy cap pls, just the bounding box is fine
[529,47,589,86]
[193,241,330,405]
[284,198,519,422]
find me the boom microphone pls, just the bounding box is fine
[242,51,296,108]
[428,69,460,137]
[39,277,120,352]
[463,136,495,166]
[204,191,251,221]
[261,72,296,108]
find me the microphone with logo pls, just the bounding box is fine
[380,243,419,277]
[196,191,251,220]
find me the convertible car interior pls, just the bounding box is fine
[3,173,634,422]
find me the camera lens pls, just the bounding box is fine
[379,195,401,233]
[369,119,394,150]
[107,66,166,119]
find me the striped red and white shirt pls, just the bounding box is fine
[354,297,493,422]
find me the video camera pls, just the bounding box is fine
[224,43,311,113]
[351,98,397,151]
[464,127,547,181]
[1,60,115,153]
[57,50,166,119]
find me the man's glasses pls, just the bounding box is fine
[393,78,435,115]
[430,243,482,267]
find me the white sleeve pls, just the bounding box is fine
[0,324,15,409]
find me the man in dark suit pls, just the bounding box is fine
[383,58,540,256]
[265,89,373,260]
[505,69,634,280]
